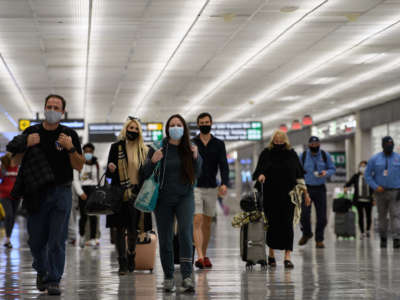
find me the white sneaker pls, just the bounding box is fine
[182,277,195,293]
[86,239,95,247]
[163,278,176,293]
[93,239,100,249]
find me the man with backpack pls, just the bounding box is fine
[299,136,336,248]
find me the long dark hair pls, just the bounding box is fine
[165,114,195,184]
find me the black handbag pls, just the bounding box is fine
[240,184,263,212]
[86,174,124,215]
[332,197,352,213]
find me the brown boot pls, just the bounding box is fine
[298,234,313,246]
[316,241,325,248]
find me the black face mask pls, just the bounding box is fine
[273,143,286,150]
[199,125,211,135]
[126,131,139,141]
[383,144,394,155]
[309,146,320,153]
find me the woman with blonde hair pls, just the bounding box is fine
[253,130,311,268]
[106,117,152,275]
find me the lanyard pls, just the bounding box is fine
[385,157,389,170]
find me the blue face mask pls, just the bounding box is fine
[169,126,184,140]
[84,153,93,161]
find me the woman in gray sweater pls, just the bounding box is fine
[143,114,202,294]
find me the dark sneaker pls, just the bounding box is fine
[127,253,135,272]
[3,242,12,249]
[195,258,204,269]
[47,283,61,295]
[394,239,400,249]
[284,260,294,269]
[36,274,48,292]
[118,257,128,275]
[381,237,387,249]
[204,257,212,268]
[316,241,325,249]
[298,234,313,246]
[182,277,195,293]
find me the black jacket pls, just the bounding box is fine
[105,140,152,231]
[345,173,373,203]
[7,131,55,213]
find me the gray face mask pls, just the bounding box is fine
[44,110,63,124]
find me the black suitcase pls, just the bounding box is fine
[335,211,356,238]
[239,184,267,269]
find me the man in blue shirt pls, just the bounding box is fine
[365,136,400,249]
[299,136,336,248]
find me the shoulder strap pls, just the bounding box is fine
[321,150,327,163]
[96,162,100,183]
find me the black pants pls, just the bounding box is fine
[300,185,327,242]
[1,197,20,238]
[78,186,98,239]
[115,226,138,259]
[356,201,372,233]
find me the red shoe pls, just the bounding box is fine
[204,257,213,268]
[195,258,205,269]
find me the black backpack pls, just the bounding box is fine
[301,150,328,166]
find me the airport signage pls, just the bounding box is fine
[19,119,85,131]
[88,123,163,143]
[189,121,263,141]
[311,115,356,140]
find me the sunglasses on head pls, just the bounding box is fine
[128,116,141,122]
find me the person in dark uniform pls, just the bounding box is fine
[253,130,310,268]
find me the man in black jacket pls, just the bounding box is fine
[192,113,229,269]
[7,95,84,295]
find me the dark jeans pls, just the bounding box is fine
[27,185,72,284]
[300,185,327,242]
[78,185,98,239]
[356,201,372,233]
[1,197,20,238]
[115,226,138,259]
[155,193,194,279]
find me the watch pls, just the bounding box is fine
[67,147,76,154]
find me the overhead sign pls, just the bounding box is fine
[18,119,85,131]
[88,123,163,143]
[311,115,356,140]
[189,121,263,141]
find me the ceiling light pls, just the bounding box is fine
[351,53,386,64]
[310,77,337,85]
[279,96,300,102]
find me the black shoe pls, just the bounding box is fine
[3,242,12,249]
[284,260,294,269]
[394,239,400,249]
[47,283,61,295]
[118,257,128,275]
[380,237,387,249]
[298,234,313,246]
[36,274,48,292]
[127,253,136,272]
[268,256,276,267]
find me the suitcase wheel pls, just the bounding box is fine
[246,261,255,271]
[150,269,153,273]
[258,260,267,270]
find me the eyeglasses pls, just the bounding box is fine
[128,116,141,122]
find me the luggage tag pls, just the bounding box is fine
[383,170,388,177]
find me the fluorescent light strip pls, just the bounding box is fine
[83,0,94,121]
[135,0,211,115]
[183,0,328,117]
[219,16,400,122]
[0,103,18,128]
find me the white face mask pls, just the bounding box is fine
[359,166,366,173]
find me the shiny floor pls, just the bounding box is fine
[1,210,400,300]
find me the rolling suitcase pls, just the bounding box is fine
[239,184,267,269]
[335,211,356,238]
[135,231,157,272]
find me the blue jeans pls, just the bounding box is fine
[27,185,72,284]
[300,185,327,242]
[155,192,194,279]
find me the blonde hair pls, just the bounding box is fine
[268,130,292,150]
[118,119,148,165]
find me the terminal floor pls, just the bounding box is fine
[0,215,400,300]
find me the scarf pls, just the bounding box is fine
[117,144,133,202]
[289,178,306,225]
[232,210,268,231]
